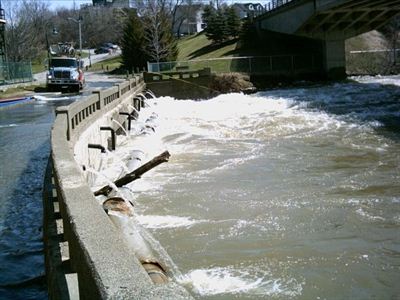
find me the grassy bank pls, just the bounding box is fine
[89,55,122,72]
[177,32,239,60]
[0,84,42,99]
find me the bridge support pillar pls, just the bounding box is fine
[323,39,346,80]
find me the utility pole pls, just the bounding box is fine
[0,0,7,82]
[0,0,7,64]
[68,16,83,56]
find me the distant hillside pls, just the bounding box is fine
[346,31,395,75]
[179,30,390,58]
[178,30,393,75]
[346,30,389,52]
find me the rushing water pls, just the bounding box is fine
[0,95,76,299]
[92,76,400,299]
[1,76,399,299]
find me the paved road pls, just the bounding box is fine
[33,50,121,86]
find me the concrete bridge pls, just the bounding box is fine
[255,0,400,78]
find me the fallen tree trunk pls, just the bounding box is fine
[94,151,171,196]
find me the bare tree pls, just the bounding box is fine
[383,16,400,68]
[172,0,201,37]
[139,0,178,63]
[4,0,51,61]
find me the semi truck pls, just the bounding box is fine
[46,43,85,92]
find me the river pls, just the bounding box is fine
[0,95,76,299]
[0,72,120,299]
[1,75,400,299]
[93,75,400,299]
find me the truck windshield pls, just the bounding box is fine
[50,59,77,68]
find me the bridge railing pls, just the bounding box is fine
[147,54,322,75]
[251,0,297,16]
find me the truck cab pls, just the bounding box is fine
[46,56,85,93]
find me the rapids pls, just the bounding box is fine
[90,76,400,299]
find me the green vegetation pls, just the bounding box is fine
[90,55,122,72]
[0,84,42,99]
[121,11,148,71]
[177,32,239,60]
[31,51,48,74]
[121,6,177,71]
[202,5,241,44]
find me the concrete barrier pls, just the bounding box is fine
[46,74,193,299]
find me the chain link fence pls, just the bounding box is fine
[347,50,400,75]
[0,61,33,85]
[147,55,321,75]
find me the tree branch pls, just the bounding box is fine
[94,151,171,196]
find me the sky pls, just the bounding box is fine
[47,0,272,11]
[48,0,92,10]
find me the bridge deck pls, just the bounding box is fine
[256,0,400,39]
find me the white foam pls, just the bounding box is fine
[34,94,73,101]
[136,215,201,229]
[356,208,386,221]
[179,266,303,297]
[0,124,18,128]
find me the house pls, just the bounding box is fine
[232,2,264,19]
[92,0,130,8]
[172,4,204,36]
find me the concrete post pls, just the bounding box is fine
[323,38,346,79]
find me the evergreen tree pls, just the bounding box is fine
[239,17,260,50]
[202,5,215,26]
[203,5,240,44]
[225,6,241,38]
[121,11,148,71]
[204,6,228,44]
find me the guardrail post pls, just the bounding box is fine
[115,83,121,98]
[55,107,71,141]
[249,57,252,74]
[92,90,103,110]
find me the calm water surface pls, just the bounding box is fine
[93,76,400,299]
[0,95,74,299]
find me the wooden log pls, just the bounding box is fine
[94,151,170,196]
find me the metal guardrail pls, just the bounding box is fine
[148,54,321,75]
[262,0,295,13]
[247,0,297,17]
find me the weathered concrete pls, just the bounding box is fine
[47,74,194,299]
[144,68,215,99]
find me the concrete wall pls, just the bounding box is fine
[259,0,315,35]
[256,0,400,78]
[47,75,193,299]
[144,68,215,100]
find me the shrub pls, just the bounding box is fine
[209,72,254,93]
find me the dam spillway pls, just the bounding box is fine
[39,74,400,299]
